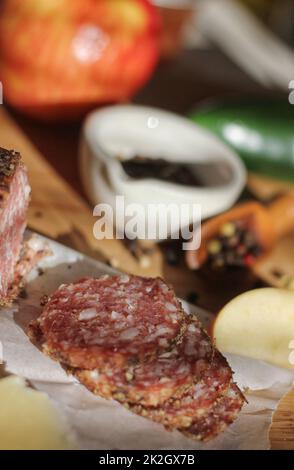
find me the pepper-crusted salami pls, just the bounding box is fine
[125,352,234,428]
[183,383,245,441]
[28,274,245,442]
[0,148,31,305]
[29,275,186,370]
[72,315,214,407]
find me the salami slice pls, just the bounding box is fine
[183,383,245,441]
[28,273,244,441]
[126,352,233,428]
[72,315,214,407]
[71,353,243,440]
[0,148,30,305]
[29,275,187,370]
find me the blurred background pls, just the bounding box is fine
[1,0,293,187]
[0,0,294,310]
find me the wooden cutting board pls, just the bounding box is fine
[0,107,293,450]
[0,108,165,278]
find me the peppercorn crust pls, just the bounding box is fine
[27,274,245,441]
[66,316,216,408]
[71,351,236,431]
[0,148,21,202]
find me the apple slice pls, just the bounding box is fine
[213,288,294,370]
[0,375,75,450]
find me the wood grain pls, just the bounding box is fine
[0,108,163,278]
[270,388,294,450]
[0,107,293,449]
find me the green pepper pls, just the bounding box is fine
[190,98,294,182]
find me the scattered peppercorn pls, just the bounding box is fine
[207,239,222,255]
[219,222,236,238]
[186,291,199,304]
[165,245,181,266]
[207,221,262,269]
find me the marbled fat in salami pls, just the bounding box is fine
[0,148,30,305]
[125,352,234,428]
[28,274,245,441]
[72,315,214,407]
[30,275,187,370]
[183,383,245,441]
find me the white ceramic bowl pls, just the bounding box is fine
[79,105,246,241]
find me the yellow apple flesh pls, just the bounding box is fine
[0,375,75,450]
[213,288,294,370]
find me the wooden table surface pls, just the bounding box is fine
[2,48,293,449]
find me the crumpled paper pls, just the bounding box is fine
[0,234,293,450]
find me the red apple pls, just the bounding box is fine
[0,0,159,120]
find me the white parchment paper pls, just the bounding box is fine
[0,235,293,450]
